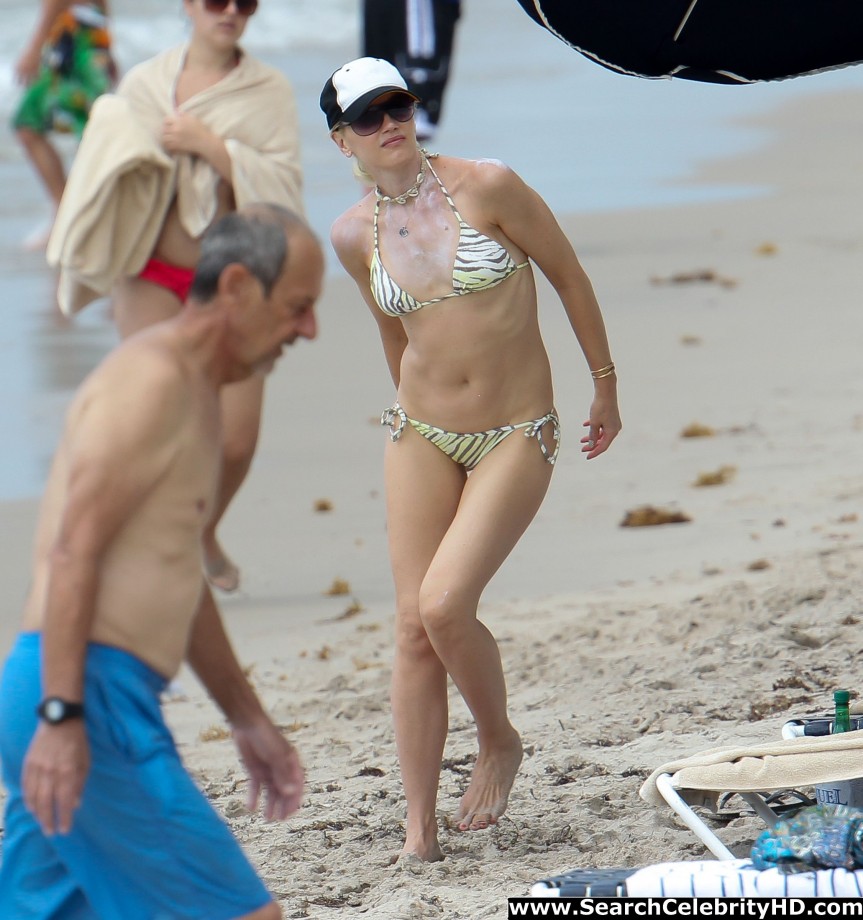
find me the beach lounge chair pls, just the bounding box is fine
[639,731,863,859]
[530,860,863,898]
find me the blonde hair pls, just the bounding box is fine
[332,125,375,187]
[352,158,374,185]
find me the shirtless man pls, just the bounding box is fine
[0,205,322,919]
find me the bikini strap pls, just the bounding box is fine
[372,194,381,253]
[381,403,408,441]
[424,157,465,224]
[522,411,561,465]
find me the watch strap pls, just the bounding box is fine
[37,697,85,724]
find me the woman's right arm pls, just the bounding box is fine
[331,212,407,388]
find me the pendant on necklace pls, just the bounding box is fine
[399,226,409,238]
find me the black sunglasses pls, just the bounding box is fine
[203,0,258,15]
[348,96,416,137]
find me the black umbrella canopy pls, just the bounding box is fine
[515,0,863,84]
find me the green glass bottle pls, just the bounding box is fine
[815,689,863,808]
[833,690,852,734]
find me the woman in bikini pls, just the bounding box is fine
[322,57,621,861]
[108,0,303,591]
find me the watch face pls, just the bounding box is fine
[44,699,65,722]
[38,697,83,723]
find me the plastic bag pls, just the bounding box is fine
[751,805,863,873]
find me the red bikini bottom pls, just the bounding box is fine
[138,257,195,302]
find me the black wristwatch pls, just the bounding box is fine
[37,697,85,724]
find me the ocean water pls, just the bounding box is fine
[2,0,861,235]
[0,0,861,500]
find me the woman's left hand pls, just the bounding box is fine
[580,396,622,459]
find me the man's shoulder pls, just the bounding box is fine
[84,331,191,407]
[66,335,196,455]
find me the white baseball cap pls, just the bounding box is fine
[320,57,420,130]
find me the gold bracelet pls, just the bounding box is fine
[591,362,616,379]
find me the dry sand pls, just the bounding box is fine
[2,80,863,919]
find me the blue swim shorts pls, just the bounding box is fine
[0,633,273,920]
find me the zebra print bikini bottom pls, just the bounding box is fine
[380,402,560,471]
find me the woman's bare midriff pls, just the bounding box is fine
[152,180,236,268]
[396,270,555,429]
[112,182,236,335]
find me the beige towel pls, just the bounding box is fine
[47,94,176,315]
[640,731,863,808]
[48,44,303,315]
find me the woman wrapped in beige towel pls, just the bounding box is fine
[48,0,304,593]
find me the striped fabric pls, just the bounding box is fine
[381,403,560,470]
[532,859,863,899]
[370,156,529,317]
[406,0,436,58]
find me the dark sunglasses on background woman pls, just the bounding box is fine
[203,0,258,16]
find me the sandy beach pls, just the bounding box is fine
[2,2,863,918]
[174,86,863,918]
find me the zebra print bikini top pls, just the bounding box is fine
[369,158,529,318]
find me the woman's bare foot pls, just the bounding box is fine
[400,817,444,862]
[203,540,240,593]
[400,840,444,863]
[454,729,523,831]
